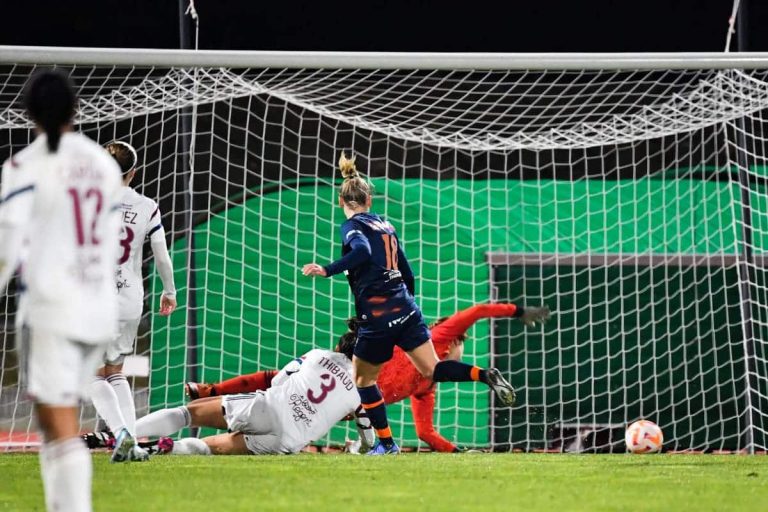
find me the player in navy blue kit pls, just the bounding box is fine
[303,152,517,455]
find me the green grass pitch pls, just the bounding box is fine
[2,453,767,511]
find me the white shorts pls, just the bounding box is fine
[20,326,106,406]
[104,318,141,364]
[221,393,287,455]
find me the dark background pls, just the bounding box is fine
[1,0,766,52]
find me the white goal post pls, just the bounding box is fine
[2,47,768,453]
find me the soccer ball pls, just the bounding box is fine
[625,420,663,454]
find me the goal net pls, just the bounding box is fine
[2,49,768,453]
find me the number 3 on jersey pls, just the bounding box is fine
[118,226,135,265]
[307,374,336,404]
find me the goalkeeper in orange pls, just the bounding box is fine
[186,302,550,452]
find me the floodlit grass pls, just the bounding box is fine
[2,452,767,511]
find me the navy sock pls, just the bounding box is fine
[357,384,394,447]
[433,360,488,384]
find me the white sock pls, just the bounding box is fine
[89,377,126,435]
[108,374,136,436]
[172,437,212,455]
[39,437,93,512]
[136,406,190,438]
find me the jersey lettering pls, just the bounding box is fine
[122,210,138,225]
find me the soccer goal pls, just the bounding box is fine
[2,47,768,453]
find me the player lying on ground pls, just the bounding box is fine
[130,331,374,455]
[187,303,550,452]
[88,141,177,463]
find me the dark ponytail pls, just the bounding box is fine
[346,317,360,333]
[336,317,361,360]
[23,69,76,153]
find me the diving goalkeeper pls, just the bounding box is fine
[186,303,550,452]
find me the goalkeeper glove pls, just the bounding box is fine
[518,305,551,327]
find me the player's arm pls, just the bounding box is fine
[432,303,551,341]
[410,391,457,453]
[353,405,375,453]
[0,161,33,290]
[211,370,279,395]
[395,235,415,297]
[270,357,304,387]
[302,221,371,278]
[148,210,177,316]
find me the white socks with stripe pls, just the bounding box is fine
[40,437,92,512]
[135,406,191,438]
[172,437,212,455]
[109,374,137,435]
[89,376,127,435]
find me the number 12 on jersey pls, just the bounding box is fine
[67,188,103,246]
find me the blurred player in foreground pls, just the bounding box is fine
[88,141,177,463]
[0,70,121,512]
[187,303,550,452]
[302,152,518,455]
[132,331,374,455]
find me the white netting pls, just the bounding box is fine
[2,53,768,452]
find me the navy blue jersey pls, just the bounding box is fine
[324,212,415,304]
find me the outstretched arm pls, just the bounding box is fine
[431,303,550,341]
[321,235,371,277]
[431,303,519,342]
[410,391,457,453]
[303,221,371,278]
[212,370,279,395]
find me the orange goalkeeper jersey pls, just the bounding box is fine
[376,303,519,452]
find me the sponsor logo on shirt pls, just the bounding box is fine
[288,393,316,427]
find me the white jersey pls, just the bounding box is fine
[266,349,359,453]
[116,186,163,320]
[0,133,122,342]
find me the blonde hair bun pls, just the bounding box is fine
[338,151,358,179]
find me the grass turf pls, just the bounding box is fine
[1,453,767,511]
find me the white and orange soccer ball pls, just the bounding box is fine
[625,420,663,454]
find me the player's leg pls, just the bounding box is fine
[401,313,517,406]
[150,432,252,456]
[185,369,278,399]
[353,348,397,454]
[105,320,141,435]
[135,396,228,438]
[201,433,251,455]
[25,328,104,512]
[36,405,92,512]
[88,319,146,461]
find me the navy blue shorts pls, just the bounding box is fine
[353,299,431,365]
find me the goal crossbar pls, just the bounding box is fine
[4,46,768,70]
